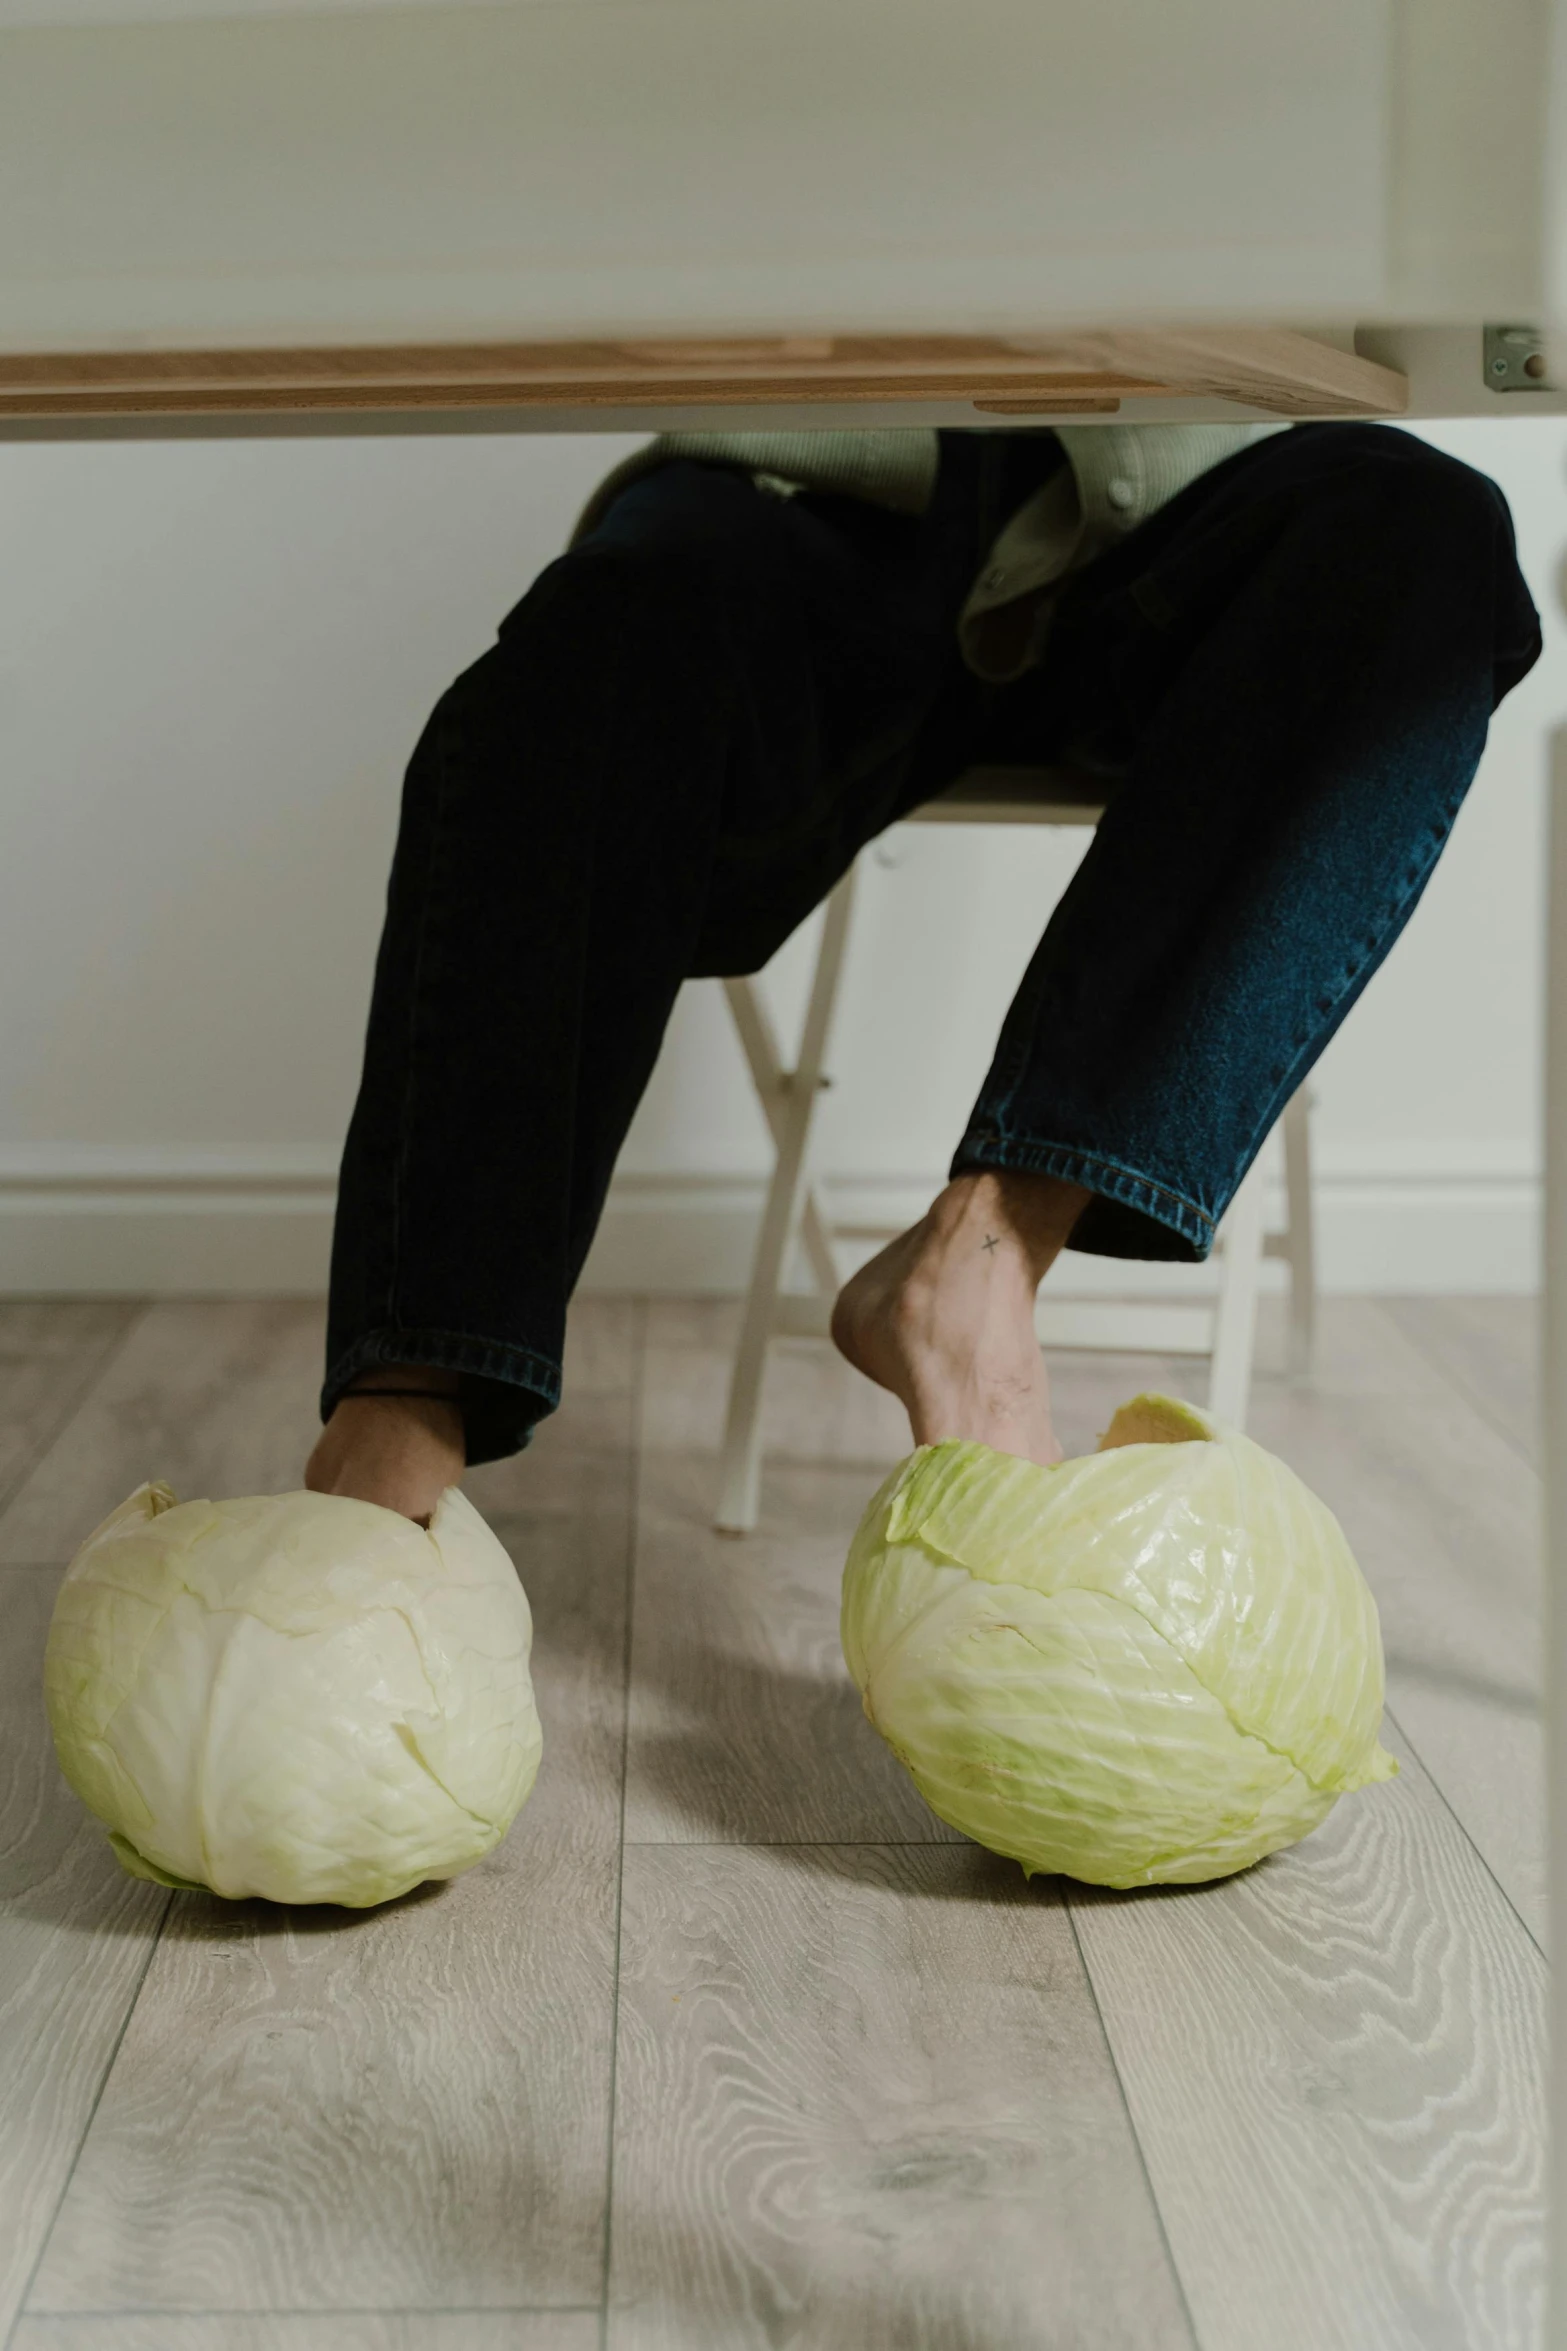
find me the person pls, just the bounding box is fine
[303,419,1542,1524]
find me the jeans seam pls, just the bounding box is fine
[956,1131,1215,1245]
[322,1326,563,1421]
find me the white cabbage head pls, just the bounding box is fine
[45,1480,542,1907]
[842,1395,1396,1888]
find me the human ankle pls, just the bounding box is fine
[830,1170,1082,1468]
[305,1368,465,1523]
[923,1169,1090,1287]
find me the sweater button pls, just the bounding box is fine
[1107,477,1136,511]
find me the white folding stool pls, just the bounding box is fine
[715,764,1317,1534]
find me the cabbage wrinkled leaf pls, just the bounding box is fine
[841,1394,1395,1888]
[45,1480,542,1908]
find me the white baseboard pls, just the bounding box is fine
[0,1146,1540,1296]
[583,1161,1542,1299]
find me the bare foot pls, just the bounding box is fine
[831,1170,1090,1465]
[305,1369,465,1525]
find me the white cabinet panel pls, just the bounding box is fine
[0,0,1391,347]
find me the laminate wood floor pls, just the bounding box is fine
[0,1293,1545,2350]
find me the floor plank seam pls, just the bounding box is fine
[621,1837,963,1850]
[597,1297,646,2351]
[2,1297,1541,2343]
[1062,1897,1203,2351]
[0,1301,152,1524]
[1380,1699,1548,1960]
[7,1886,174,2351]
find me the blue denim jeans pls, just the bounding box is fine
[324,425,1540,1463]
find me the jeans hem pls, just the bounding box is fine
[320,1327,563,1467]
[951,1131,1216,1260]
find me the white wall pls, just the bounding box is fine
[0,417,1561,1296]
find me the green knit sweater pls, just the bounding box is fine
[574,423,1286,678]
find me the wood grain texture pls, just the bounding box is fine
[628,1305,958,1843]
[1245,1300,1544,1945]
[625,1449,963,1847]
[0,380,1129,421]
[1382,1295,1538,1468]
[0,330,1407,421]
[0,1569,169,2342]
[10,2319,600,2351]
[1070,1724,1546,2351]
[0,1300,141,1532]
[0,1301,326,1563]
[26,1309,638,2318]
[3,1287,1546,2341]
[608,1842,1193,2351]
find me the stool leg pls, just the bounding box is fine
[1207,1155,1267,1429]
[1281,1086,1318,1380]
[723,975,838,1295]
[717,868,858,1533]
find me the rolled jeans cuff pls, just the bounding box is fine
[320,1327,562,1468]
[950,1129,1218,1263]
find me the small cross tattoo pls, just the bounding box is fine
[981,1233,1000,1254]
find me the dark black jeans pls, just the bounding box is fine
[324,425,1541,1464]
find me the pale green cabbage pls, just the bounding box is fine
[45,1480,542,1907]
[842,1395,1396,1888]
